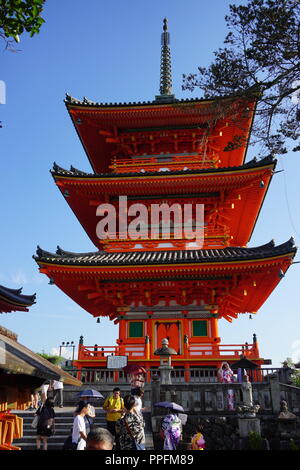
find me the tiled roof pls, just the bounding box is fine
[64,93,217,108]
[51,155,276,179]
[34,238,296,267]
[0,285,36,313]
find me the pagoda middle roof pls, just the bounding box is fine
[34,238,296,268]
[0,284,36,313]
[52,154,275,180]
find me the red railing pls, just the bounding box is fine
[101,227,230,251]
[109,154,219,173]
[77,342,259,362]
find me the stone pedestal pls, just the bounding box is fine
[238,418,261,438]
[159,365,173,385]
[278,418,297,434]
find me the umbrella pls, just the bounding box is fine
[123,364,146,374]
[230,357,258,370]
[76,388,104,398]
[154,401,184,412]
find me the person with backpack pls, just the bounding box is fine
[35,397,55,450]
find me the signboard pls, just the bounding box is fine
[106,355,128,369]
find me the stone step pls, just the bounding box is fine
[12,410,154,450]
[15,442,67,450]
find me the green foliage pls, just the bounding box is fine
[0,0,45,48]
[290,439,299,451]
[248,431,264,450]
[37,353,64,365]
[283,357,300,387]
[292,374,300,387]
[183,0,300,154]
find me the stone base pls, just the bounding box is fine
[238,417,261,438]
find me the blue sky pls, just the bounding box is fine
[0,0,299,368]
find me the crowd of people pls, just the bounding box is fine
[31,364,247,451]
[32,383,207,451]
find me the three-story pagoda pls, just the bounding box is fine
[34,20,297,375]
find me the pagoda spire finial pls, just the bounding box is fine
[156,18,175,102]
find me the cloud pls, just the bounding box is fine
[10,269,28,285]
[291,340,300,363]
[50,347,60,356]
[50,346,78,360]
[31,274,46,285]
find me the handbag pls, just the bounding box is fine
[62,435,77,450]
[31,415,39,429]
[124,417,146,450]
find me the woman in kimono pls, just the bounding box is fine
[217,362,235,410]
[160,409,182,450]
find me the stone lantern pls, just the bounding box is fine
[154,338,177,384]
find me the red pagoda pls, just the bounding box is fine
[34,20,296,376]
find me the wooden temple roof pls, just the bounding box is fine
[34,238,296,267]
[51,155,276,249]
[0,285,36,313]
[64,93,256,173]
[51,154,275,180]
[65,93,218,108]
[0,330,82,385]
[33,239,296,320]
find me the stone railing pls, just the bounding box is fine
[62,367,300,415]
[67,367,284,385]
[151,375,300,415]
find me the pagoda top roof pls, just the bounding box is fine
[63,19,258,174]
[52,154,275,180]
[34,238,296,267]
[64,93,244,109]
[0,284,36,313]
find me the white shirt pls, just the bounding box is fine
[72,415,86,450]
[134,396,142,415]
[41,384,49,394]
[52,380,63,390]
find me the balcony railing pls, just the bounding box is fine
[101,227,230,251]
[109,153,219,174]
[77,342,258,362]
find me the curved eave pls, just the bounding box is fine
[34,239,297,271]
[33,242,296,320]
[35,253,296,273]
[51,156,276,183]
[0,285,36,313]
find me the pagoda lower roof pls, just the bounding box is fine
[0,285,36,313]
[34,238,296,268]
[34,239,296,320]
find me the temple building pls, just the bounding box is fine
[0,285,81,450]
[34,19,297,375]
